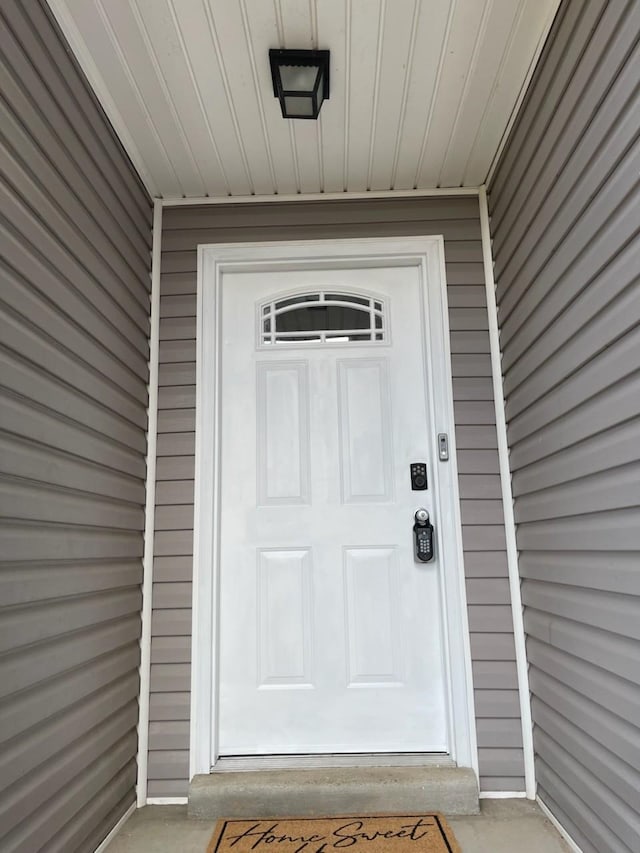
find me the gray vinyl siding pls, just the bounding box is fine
[488,0,640,850]
[0,1,151,851]
[150,197,524,796]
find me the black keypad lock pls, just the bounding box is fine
[413,509,435,562]
[410,462,428,490]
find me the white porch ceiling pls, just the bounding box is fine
[49,0,560,199]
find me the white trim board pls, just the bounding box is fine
[161,187,480,207]
[479,791,526,799]
[478,187,535,799]
[190,236,477,780]
[93,803,135,853]
[136,199,162,807]
[147,797,189,805]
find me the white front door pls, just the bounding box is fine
[216,260,452,757]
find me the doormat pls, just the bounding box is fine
[207,815,460,853]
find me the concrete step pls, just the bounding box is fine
[188,766,479,818]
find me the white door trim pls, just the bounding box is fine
[190,236,478,780]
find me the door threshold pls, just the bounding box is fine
[212,752,455,772]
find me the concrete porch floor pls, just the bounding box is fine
[106,800,572,853]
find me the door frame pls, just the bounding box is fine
[190,236,478,779]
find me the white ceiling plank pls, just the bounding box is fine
[391,0,453,191]
[47,0,158,196]
[98,0,206,196]
[316,0,348,193]
[169,0,252,197]
[51,0,557,197]
[60,0,182,197]
[278,0,321,194]
[239,0,298,196]
[438,0,524,188]
[416,0,490,188]
[346,0,384,192]
[464,0,561,186]
[135,0,229,197]
[368,0,419,191]
[205,0,276,196]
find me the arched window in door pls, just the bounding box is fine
[260,291,386,345]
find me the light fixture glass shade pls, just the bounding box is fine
[269,49,330,119]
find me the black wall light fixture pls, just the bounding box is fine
[269,49,330,119]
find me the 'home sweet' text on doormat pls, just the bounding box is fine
[207,815,460,853]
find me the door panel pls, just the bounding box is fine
[218,265,449,755]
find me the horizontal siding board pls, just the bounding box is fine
[0,561,143,607]
[0,478,144,530]
[463,551,509,577]
[159,363,196,386]
[500,168,640,354]
[0,704,137,838]
[507,329,640,440]
[2,744,137,853]
[1,350,146,452]
[0,394,147,478]
[479,776,525,792]
[1,307,148,428]
[153,556,194,582]
[503,245,640,399]
[151,636,191,664]
[0,589,142,654]
[1,2,150,847]
[151,196,517,792]
[472,660,518,689]
[0,241,149,380]
[523,580,640,640]
[0,647,140,745]
[516,508,640,552]
[526,609,640,683]
[494,4,640,280]
[519,550,640,595]
[528,639,640,729]
[461,500,504,525]
[148,721,190,751]
[536,769,619,853]
[511,419,640,497]
[153,582,192,610]
[149,692,191,722]
[535,731,640,851]
[474,690,521,718]
[489,0,600,212]
[508,374,640,471]
[476,718,523,748]
[515,463,640,522]
[530,668,640,770]
[1,98,150,300]
[147,779,189,797]
[0,676,138,795]
[162,198,482,229]
[157,432,195,457]
[470,633,516,660]
[2,181,149,350]
[457,475,502,500]
[533,699,640,813]
[0,620,140,698]
[1,264,149,396]
[0,68,149,273]
[4,0,150,233]
[0,434,145,503]
[450,354,492,377]
[466,578,511,605]
[159,340,196,363]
